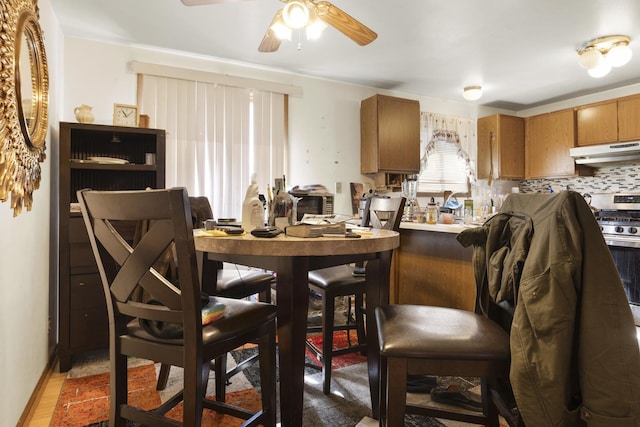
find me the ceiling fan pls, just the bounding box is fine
[180,0,377,53]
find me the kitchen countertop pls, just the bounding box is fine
[400,221,480,234]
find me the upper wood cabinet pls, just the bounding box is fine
[477,114,524,180]
[576,100,618,146]
[525,109,581,179]
[361,94,420,174]
[577,95,640,146]
[618,94,640,142]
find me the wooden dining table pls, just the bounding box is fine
[194,228,399,426]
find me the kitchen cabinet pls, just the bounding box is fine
[391,227,475,311]
[525,109,585,179]
[361,94,420,174]
[576,95,640,145]
[576,100,618,146]
[477,114,524,180]
[58,122,166,372]
[618,94,640,141]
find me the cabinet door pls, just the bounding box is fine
[576,101,618,146]
[476,115,496,180]
[477,114,524,180]
[499,115,525,179]
[360,95,420,174]
[525,109,577,179]
[618,95,640,141]
[377,96,420,173]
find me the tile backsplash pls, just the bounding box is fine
[520,163,640,194]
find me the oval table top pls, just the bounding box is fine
[194,228,399,257]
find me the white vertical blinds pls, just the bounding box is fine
[139,74,286,220]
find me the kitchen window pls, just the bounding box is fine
[418,113,476,194]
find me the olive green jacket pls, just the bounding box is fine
[462,191,640,426]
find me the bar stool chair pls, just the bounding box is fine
[189,196,274,303]
[156,196,275,391]
[77,187,277,427]
[374,219,520,426]
[306,196,405,394]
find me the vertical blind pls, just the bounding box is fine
[139,75,286,220]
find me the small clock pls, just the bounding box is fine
[113,103,139,127]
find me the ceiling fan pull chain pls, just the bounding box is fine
[297,31,302,51]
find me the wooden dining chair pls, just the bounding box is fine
[306,196,405,394]
[77,187,277,427]
[189,196,274,304]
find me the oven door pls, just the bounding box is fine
[604,235,640,325]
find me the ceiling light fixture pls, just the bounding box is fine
[462,85,482,101]
[270,11,292,41]
[577,35,632,78]
[305,6,328,40]
[271,1,327,44]
[282,1,309,29]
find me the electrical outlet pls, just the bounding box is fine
[335,182,342,194]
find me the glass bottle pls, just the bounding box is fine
[426,197,438,224]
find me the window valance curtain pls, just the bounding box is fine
[138,74,286,221]
[418,112,476,193]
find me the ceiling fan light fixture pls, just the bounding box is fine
[462,85,482,101]
[305,7,327,40]
[282,1,309,29]
[578,35,631,77]
[257,0,377,53]
[270,13,292,40]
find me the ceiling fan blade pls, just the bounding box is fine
[258,10,283,52]
[180,0,251,6]
[314,1,377,46]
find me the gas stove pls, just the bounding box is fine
[590,193,640,248]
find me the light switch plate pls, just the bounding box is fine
[335,182,342,194]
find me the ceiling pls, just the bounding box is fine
[51,0,640,111]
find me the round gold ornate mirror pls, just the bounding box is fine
[0,0,49,216]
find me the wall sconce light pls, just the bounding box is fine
[462,85,483,101]
[578,35,632,78]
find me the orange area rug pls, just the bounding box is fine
[50,363,261,427]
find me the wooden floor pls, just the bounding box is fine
[22,360,66,427]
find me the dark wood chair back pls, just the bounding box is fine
[77,187,278,426]
[189,196,214,229]
[78,187,201,340]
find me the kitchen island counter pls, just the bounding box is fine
[400,221,478,234]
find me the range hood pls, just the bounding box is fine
[569,142,640,167]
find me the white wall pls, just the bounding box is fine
[0,0,61,424]
[61,37,494,215]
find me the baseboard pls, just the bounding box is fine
[17,346,59,426]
